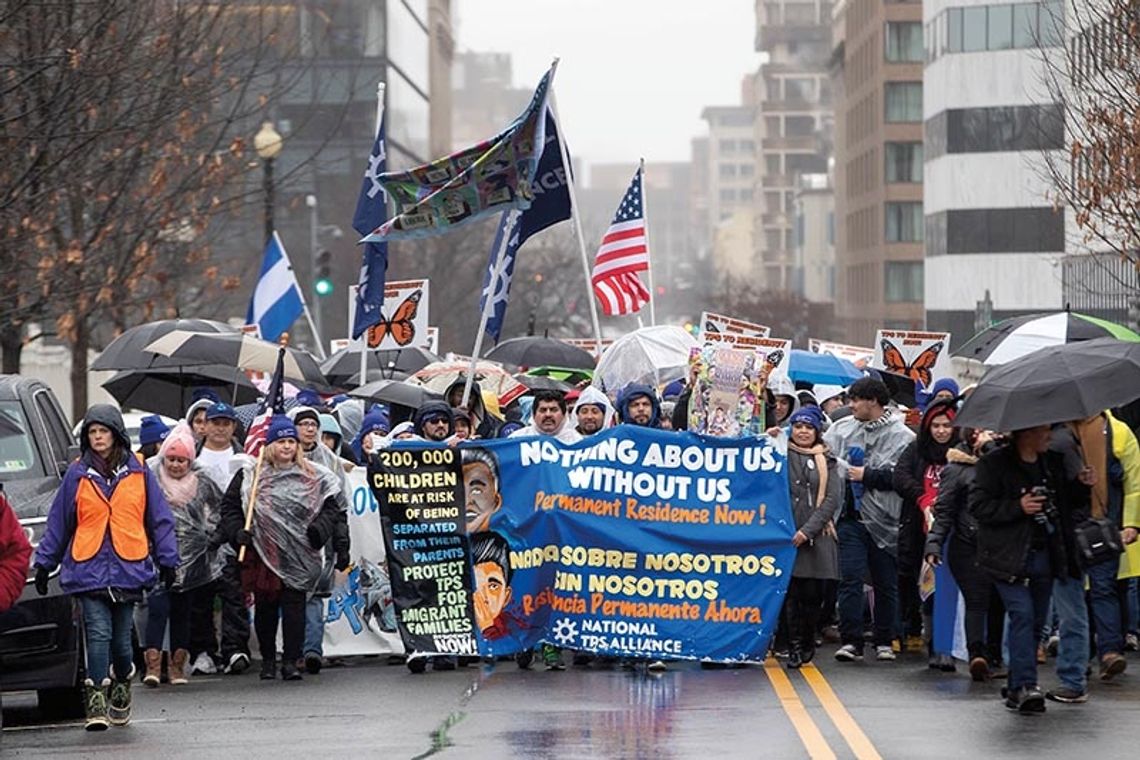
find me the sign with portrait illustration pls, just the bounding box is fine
[686,345,774,437]
[369,429,795,664]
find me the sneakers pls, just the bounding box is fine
[834,644,862,662]
[170,649,190,686]
[1046,687,1088,703]
[108,678,132,726]
[787,648,804,670]
[224,652,250,675]
[875,645,897,661]
[968,656,990,682]
[1012,686,1047,714]
[904,635,925,653]
[542,644,565,671]
[260,659,277,680]
[281,662,303,681]
[143,649,162,688]
[1100,652,1127,681]
[646,660,668,672]
[84,678,110,732]
[304,653,323,675]
[191,651,217,675]
[1046,635,1060,657]
[406,657,427,674]
[515,650,535,670]
[1126,632,1139,652]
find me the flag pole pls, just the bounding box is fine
[549,87,604,356]
[460,211,513,408]
[639,158,657,326]
[281,227,327,361]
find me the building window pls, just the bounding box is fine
[885,22,924,61]
[765,155,782,174]
[885,202,924,242]
[740,139,756,152]
[1013,3,1038,46]
[720,189,736,203]
[785,3,817,23]
[885,82,923,123]
[1040,0,1064,45]
[926,103,1065,159]
[765,116,782,137]
[719,139,737,153]
[988,4,1014,49]
[719,164,738,179]
[785,78,817,101]
[939,207,1064,253]
[947,8,964,52]
[928,1,1065,62]
[885,142,924,182]
[786,115,816,136]
[787,153,828,174]
[740,187,755,201]
[964,6,987,51]
[765,191,782,213]
[884,261,924,302]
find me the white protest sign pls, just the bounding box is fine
[872,329,954,390]
[363,279,431,351]
[698,311,771,343]
[809,339,874,369]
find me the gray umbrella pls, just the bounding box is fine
[955,337,1140,431]
[103,366,260,419]
[349,379,442,410]
[92,318,237,371]
[321,346,439,384]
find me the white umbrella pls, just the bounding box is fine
[144,331,326,386]
[594,325,698,394]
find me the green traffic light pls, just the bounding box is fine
[315,279,334,296]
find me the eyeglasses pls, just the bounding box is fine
[424,416,449,425]
[296,420,319,428]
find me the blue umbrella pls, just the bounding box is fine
[787,349,862,387]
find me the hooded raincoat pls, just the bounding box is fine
[571,386,616,434]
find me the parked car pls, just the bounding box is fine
[0,375,85,718]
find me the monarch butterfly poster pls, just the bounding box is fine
[872,329,953,390]
[364,279,431,351]
[809,339,874,369]
[697,311,771,343]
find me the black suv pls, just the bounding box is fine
[0,376,84,718]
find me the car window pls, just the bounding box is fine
[34,388,73,467]
[0,400,38,479]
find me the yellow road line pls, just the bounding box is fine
[800,663,883,760]
[762,659,837,760]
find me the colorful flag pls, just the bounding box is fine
[591,166,650,316]
[360,64,556,243]
[352,113,389,339]
[478,111,572,342]
[244,346,287,456]
[246,232,304,343]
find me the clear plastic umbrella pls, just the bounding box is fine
[593,326,699,395]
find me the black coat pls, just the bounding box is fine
[969,444,1089,582]
[924,444,978,559]
[893,440,930,573]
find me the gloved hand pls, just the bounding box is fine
[208,532,225,551]
[160,566,176,590]
[34,566,50,596]
[335,552,350,572]
[306,524,324,550]
[234,528,253,548]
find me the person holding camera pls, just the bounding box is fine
[970,424,1092,714]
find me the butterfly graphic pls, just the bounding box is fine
[758,349,784,382]
[880,339,943,388]
[705,320,721,334]
[365,290,421,348]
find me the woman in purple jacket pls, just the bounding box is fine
[33,404,179,732]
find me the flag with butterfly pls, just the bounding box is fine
[243,343,288,457]
[360,63,557,243]
[352,84,390,340]
[362,279,431,351]
[873,329,953,414]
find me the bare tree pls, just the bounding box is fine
[0,0,358,413]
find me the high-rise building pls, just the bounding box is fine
[451,51,532,149]
[793,173,836,304]
[922,0,1067,345]
[832,0,925,345]
[701,105,758,280]
[753,0,834,291]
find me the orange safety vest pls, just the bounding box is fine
[71,471,150,562]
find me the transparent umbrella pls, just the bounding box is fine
[593,326,698,394]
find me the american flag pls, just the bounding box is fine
[243,346,287,456]
[591,167,650,316]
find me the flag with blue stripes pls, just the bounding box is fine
[352,114,389,339]
[246,232,304,343]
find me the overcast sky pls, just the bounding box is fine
[453,1,760,166]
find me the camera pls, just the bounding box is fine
[1031,485,1059,527]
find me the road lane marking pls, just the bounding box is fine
[762,658,837,760]
[800,663,883,760]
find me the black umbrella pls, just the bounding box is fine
[321,346,438,385]
[956,338,1140,431]
[513,373,572,393]
[342,368,411,387]
[871,369,918,410]
[144,331,326,386]
[92,318,237,371]
[102,366,260,419]
[485,337,595,370]
[349,379,443,410]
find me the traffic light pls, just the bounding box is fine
[314,249,333,296]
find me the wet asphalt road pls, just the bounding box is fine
[3,645,1139,759]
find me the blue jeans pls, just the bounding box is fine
[993,550,1052,691]
[837,519,898,648]
[304,596,325,657]
[1087,559,1124,658]
[80,595,136,684]
[1052,572,1090,691]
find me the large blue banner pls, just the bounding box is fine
[370,427,795,664]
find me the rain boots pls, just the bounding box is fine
[108,675,132,726]
[84,678,110,731]
[143,649,162,687]
[170,649,190,685]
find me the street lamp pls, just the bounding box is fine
[254,121,283,242]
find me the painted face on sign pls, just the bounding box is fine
[463,460,502,534]
[472,560,511,634]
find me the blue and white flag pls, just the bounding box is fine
[246,232,304,343]
[352,114,389,339]
[478,111,572,342]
